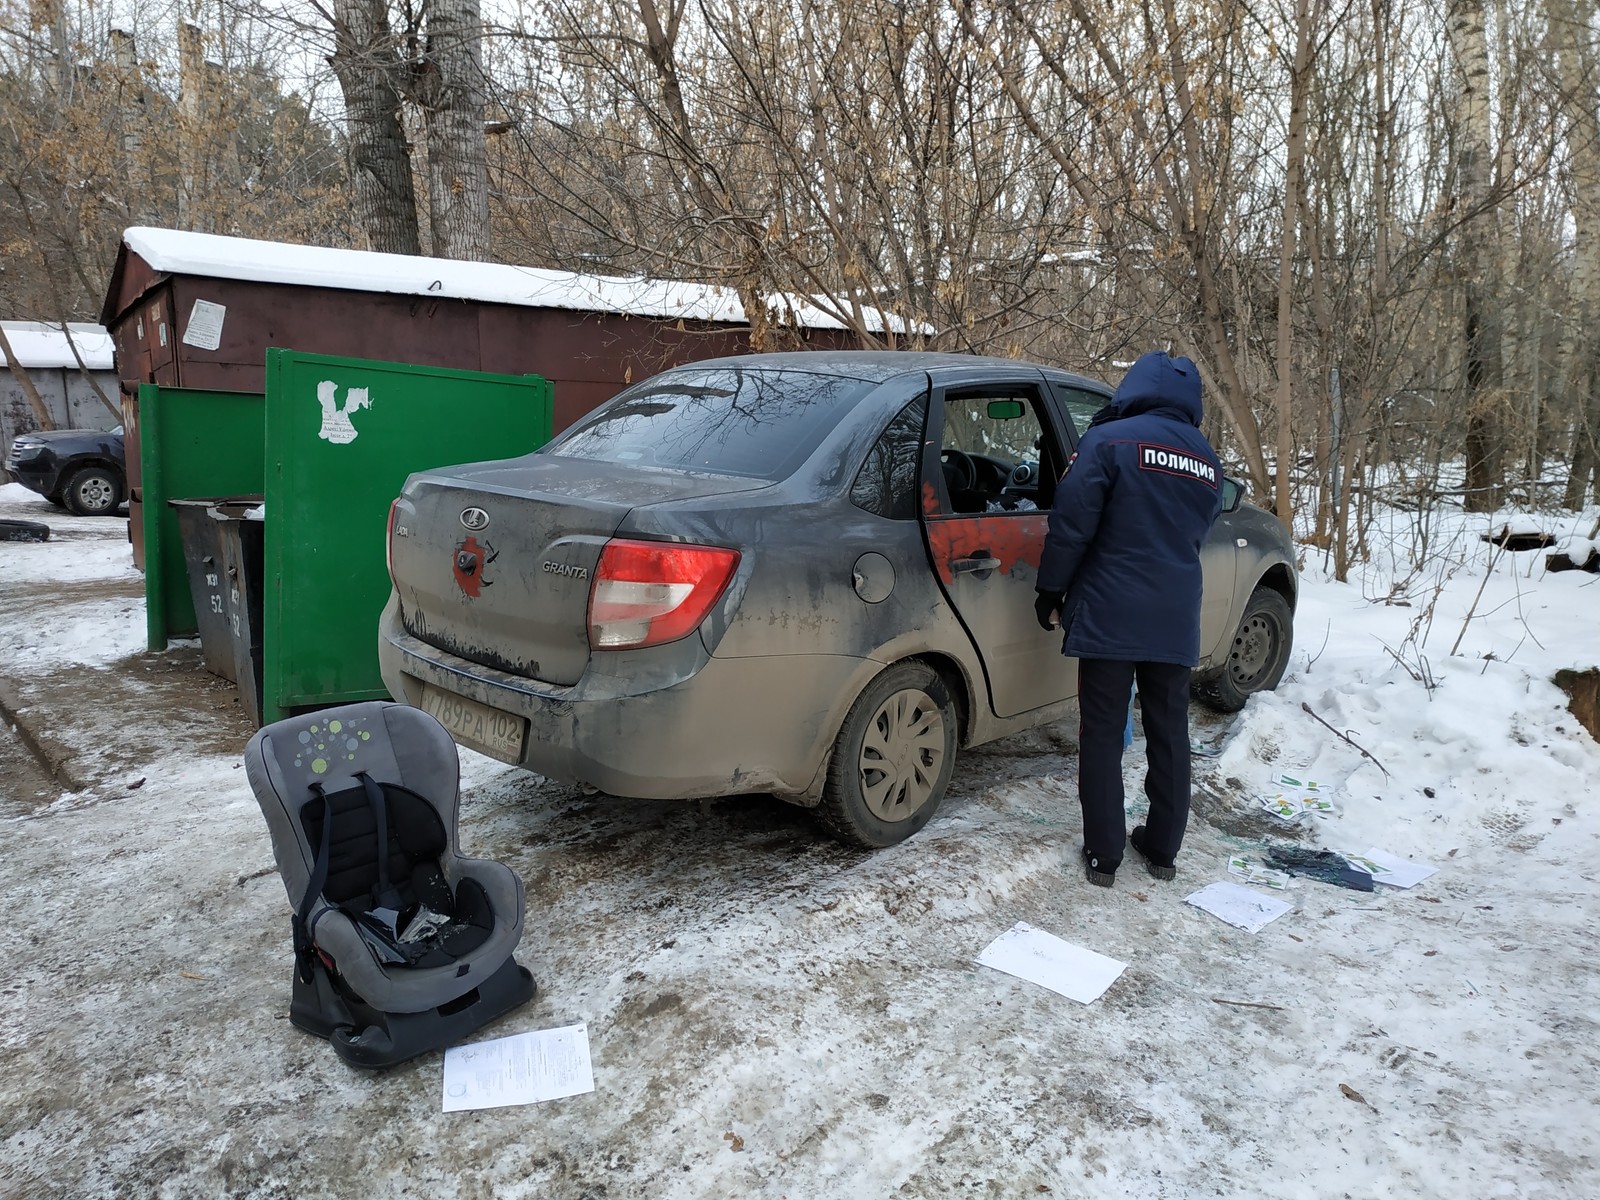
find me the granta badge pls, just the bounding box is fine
[460,507,490,531]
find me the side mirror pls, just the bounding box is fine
[986,399,1025,420]
[1221,477,1243,514]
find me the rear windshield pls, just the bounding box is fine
[543,366,874,481]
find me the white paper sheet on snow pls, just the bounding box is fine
[1185,882,1292,933]
[976,921,1126,1005]
[1343,847,1439,889]
[442,1023,595,1112]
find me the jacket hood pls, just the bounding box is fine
[1108,351,1203,427]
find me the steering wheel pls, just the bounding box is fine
[940,448,977,493]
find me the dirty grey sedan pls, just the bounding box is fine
[378,352,1295,847]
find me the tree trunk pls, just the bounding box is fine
[421,0,491,260]
[1273,0,1316,526]
[1449,0,1505,512]
[1552,0,1600,509]
[329,0,422,255]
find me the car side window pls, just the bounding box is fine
[935,387,1056,515]
[1056,386,1109,440]
[850,395,928,520]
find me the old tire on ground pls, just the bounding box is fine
[818,660,958,848]
[0,518,50,542]
[62,465,124,516]
[1194,586,1293,713]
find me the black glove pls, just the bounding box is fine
[1034,590,1064,632]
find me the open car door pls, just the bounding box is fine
[920,371,1078,719]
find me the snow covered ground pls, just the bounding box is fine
[2,480,1597,1199]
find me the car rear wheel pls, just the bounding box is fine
[62,465,124,516]
[819,661,958,848]
[1194,586,1293,713]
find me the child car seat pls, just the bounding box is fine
[244,700,535,1068]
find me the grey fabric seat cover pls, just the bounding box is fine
[245,701,525,1014]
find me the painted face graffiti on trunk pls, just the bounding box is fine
[453,535,497,597]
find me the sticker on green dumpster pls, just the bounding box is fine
[263,349,551,723]
[314,381,372,445]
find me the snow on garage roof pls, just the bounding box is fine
[120,227,928,336]
[0,322,116,370]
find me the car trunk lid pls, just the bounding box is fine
[389,455,766,685]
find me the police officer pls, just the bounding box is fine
[1035,351,1223,886]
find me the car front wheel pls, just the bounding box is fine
[62,465,124,516]
[1194,586,1293,713]
[819,661,958,848]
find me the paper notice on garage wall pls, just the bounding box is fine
[182,299,226,350]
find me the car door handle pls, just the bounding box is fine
[952,555,1002,575]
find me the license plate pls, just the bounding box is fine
[418,684,527,763]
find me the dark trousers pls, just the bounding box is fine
[1078,658,1192,866]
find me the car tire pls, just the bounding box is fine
[0,518,50,542]
[818,661,958,848]
[62,465,124,516]
[1194,586,1293,713]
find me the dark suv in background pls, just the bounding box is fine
[4,426,127,515]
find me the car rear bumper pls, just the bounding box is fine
[377,596,866,800]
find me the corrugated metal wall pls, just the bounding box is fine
[0,367,122,482]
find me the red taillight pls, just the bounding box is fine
[385,500,399,583]
[588,538,740,650]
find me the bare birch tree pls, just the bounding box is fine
[1448,0,1507,511]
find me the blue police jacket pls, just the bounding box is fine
[1038,351,1223,667]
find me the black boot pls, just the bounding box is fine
[1130,826,1177,881]
[1082,847,1119,888]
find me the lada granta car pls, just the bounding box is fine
[379,352,1296,847]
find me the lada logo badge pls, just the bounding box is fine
[460,507,490,531]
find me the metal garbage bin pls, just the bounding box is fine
[211,501,266,726]
[170,497,248,682]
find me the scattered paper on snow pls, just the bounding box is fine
[1342,847,1439,889]
[1259,773,1340,821]
[1259,793,1339,821]
[975,921,1126,1005]
[1185,882,1292,933]
[442,1023,595,1112]
[1227,856,1291,890]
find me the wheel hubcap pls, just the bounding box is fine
[857,688,946,823]
[1228,613,1278,687]
[78,477,114,509]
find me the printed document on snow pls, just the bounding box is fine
[976,921,1126,1004]
[1342,847,1439,889]
[1185,882,1292,933]
[443,1023,595,1112]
